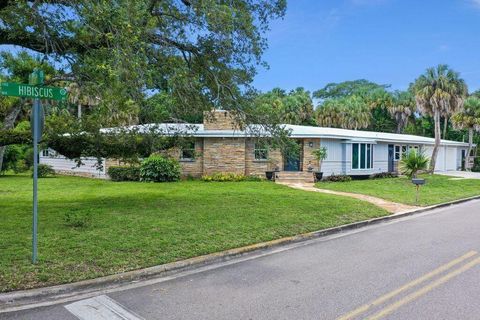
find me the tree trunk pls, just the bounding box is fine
[465,128,473,171]
[429,109,441,173]
[443,116,448,140]
[396,120,402,134]
[77,103,82,119]
[0,103,23,172]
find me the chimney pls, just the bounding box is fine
[203,110,242,130]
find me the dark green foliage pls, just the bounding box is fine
[0,130,31,146]
[64,210,92,228]
[107,166,141,182]
[369,172,398,179]
[140,155,181,182]
[313,80,390,100]
[322,174,352,182]
[1,145,31,173]
[399,150,429,178]
[201,173,263,182]
[250,87,315,125]
[36,164,56,178]
[0,1,286,125]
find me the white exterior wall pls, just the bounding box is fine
[372,143,389,173]
[320,139,345,176]
[320,140,390,176]
[423,145,464,172]
[40,153,106,178]
[345,143,388,176]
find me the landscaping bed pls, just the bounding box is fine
[316,174,480,206]
[0,175,387,292]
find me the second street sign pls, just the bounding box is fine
[1,82,68,101]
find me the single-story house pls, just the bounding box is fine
[41,110,471,180]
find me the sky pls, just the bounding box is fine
[253,0,480,94]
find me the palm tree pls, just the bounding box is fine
[315,99,345,128]
[452,96,480,170]
[411,65,467,172]
[388,91,415,134]
[399,149,429,178]
[342,95,370,130]
[316,96,370,130]
[67,83,100,119]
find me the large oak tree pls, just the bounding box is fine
[0,0,286,122]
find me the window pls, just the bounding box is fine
[254,142,269,160]
[401,145,407,157]
[181,141,196,160]
[42,149,50,157]
[395,145,401,160]
[352,143,373,169]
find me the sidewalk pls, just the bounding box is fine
[277,182,419,213]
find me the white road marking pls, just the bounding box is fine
[64,295,144,320]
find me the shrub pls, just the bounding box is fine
[322,174,352,182]
[35,164,56,178]
[1,145,30,173]
[399,150,429,178]
[202,173,262,182]
[140,155,181,182]
[370,172,398,179]
[108,166,140,181]
[64,210,92,228]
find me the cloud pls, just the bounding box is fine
[469,0,480,8]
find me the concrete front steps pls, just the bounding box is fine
[274,171,315,183]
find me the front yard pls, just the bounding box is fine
[317,174,480,206]
[0,175,387,292]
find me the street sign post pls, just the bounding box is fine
[0,68,68,264]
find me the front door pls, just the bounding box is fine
[388,144,394,172]
[284,141,302,171]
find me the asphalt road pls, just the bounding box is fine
[2,199,480,320]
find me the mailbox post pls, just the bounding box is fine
[412,178,426,204]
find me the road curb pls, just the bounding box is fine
[2,194,480,312]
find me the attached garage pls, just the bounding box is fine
[445,147,457,171]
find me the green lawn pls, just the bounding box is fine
[0,175,387,292]
[317,174,480,206]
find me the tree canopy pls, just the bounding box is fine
[1,0,286,123]
[313,79,390,101]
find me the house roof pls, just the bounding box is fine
[103,123,470,147]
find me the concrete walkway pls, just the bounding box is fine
[436,170,480,179]
[278,182,419,214]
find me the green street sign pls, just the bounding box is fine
[1,82,68,101]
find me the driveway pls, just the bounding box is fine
[3,200,480,319]
[436,170,480,179]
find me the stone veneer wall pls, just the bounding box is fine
[178,138,204,177]
[245,139,282,176]
[203,137,246,175]
[203,110,242,130]
[302,138,321,172]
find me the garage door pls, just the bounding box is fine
[435,147,446,172]
[445,147,456,170]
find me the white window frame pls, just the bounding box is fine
[254,142,269,161]
[394,145,400,160]
[351,143,374,170]
[395,145,420,161]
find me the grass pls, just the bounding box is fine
[0,175,387,292]
[316,174,480,206]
